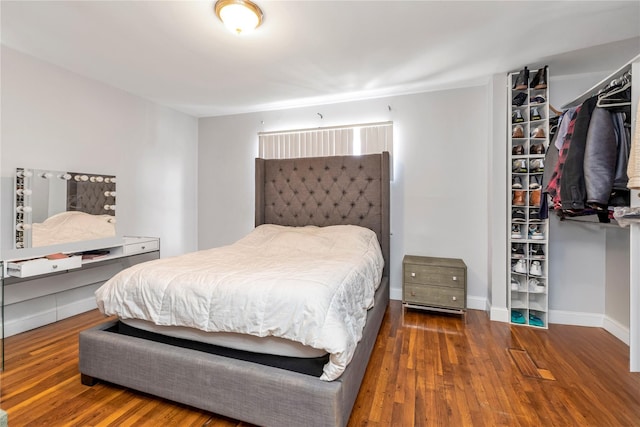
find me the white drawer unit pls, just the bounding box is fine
[123,237,160,255]
[7,255,82,278]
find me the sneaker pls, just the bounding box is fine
[511,224,522,239]
[512,124,524,138]
[511,277,520,291]
[512,92,528,106]
[530,107,542,121]
[530,95,546,104]
[511,244,525,258]
[529,313,544,327]
[511,310,526,324]
[513,159,527,172]
[512,109,525,123]
[513,259,527,274]
[529,260,542,276]
[529,209,541,221]
[512,209,526,222]
[530,159,544,173]
[529,225,544,240]
[512,176,523,189]
[530,244,545,259]
[528,278,545,293]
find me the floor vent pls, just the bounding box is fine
[509,348,556,380]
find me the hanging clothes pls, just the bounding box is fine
[627,97,640,189]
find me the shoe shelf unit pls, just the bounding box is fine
[508,66,550,329]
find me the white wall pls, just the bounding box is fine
[198,86,491,309]
[1,46,199,258]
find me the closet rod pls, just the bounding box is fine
[562,54,639,110]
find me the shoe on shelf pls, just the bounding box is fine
[511,224,522,239]
[512,209,526,222]
[530,95,546,104]
[529,260,542,276]
[512,92,528,107]
[513,259,527,274]
[530,107,542,121]
[528,278,546,293]
[511,277,520,291]
[529,313,544,327]
[531,126,546,138]
[530,244,545,258]
[513,190,525,206]
[512,124,525,138]
[530,143,546,155]
[530,159,544,173]
[530,189,541,207]
[529,175,541,190]
[529,225,544,240]
[529,208,541,221]
[512,109,525,123]
[511,310,526,324]
[512,176,523,189]
[511,243,525,258]
[512,144,525,155]
[513,159,527,173]
[513,67,530,90]
[530,65,548,89]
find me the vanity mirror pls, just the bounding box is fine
[15,168,117,249]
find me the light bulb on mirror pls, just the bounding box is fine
[16,223,31,231]
[17,169,33,178]
[58,173,72,180]
[39,172,53,179]
[16,206,33,213]
[16,188,32,196]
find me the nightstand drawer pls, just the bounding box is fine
[404,265,465,289]
[404,284,465,309]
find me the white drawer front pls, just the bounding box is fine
[7,255,82,278]
[124,239,159,255]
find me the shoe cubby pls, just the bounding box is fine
[508,65,550,329]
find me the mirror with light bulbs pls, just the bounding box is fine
[14,168,117,249]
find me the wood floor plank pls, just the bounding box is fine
[2,303,640,426]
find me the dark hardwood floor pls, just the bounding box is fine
[2,301,640,426]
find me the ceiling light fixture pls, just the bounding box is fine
[214,0,263,35]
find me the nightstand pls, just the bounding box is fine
[402,255,467,314]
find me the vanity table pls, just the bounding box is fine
[3,236,159,337]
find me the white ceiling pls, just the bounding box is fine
[2,1,639,118]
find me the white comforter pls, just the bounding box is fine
[95,224,384,381]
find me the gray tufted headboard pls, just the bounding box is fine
[67,173,116,216]
[255,152,390,277]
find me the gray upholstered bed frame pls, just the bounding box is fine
[79,152,390,427]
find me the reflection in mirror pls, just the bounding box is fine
[15,168,117,249]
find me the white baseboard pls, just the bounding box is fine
[490,306,510,323]
[548,309,604,327]
[5,309,57,337]
[4,297,98,337]
[603,315,630,345]
[56,296,98,320]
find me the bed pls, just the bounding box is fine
[79,152,390,427]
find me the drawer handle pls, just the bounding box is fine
[452,276,457,281]
[141,246,146,250]
[452,296,457,301]
[410,272,416,277]
[410,291,416,296]
[52,265,58,269]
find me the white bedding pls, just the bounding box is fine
[32,211,115,247]
[95,224,384,381]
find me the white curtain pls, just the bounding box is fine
[259,122,393,160]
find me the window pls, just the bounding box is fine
[258,122,393,160]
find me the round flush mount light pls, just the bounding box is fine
[214,0,263,35]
